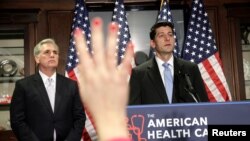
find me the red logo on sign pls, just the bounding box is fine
[127,114,147,141]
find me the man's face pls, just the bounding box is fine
[35,43,59,70]
[150,26,175,55]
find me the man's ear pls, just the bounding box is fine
[150,40,156,49]
[35,56,39,64]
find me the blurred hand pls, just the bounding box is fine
[74,17,134,141]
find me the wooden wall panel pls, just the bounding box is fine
[206,7,219,49]
[25,23,37,76]
[47,11,73,75]
[226,5,250,100]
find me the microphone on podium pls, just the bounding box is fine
[184,74,201,103]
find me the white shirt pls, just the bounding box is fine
[39,70,56,111]
[39,70,57,141]
[155,55,174,85]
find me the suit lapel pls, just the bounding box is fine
[173,57,185,103]
[33,73,54,114]
[147,58,168,103]
[54,74,63,114]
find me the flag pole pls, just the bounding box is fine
[160,0,164,11]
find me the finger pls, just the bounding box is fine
[74,28,93,76]
[91,17,105,67]
[119,42,134,77]
[106,22,119,70]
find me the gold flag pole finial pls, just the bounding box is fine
[160,0,169,11]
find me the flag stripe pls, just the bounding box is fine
[67,70,78,81]
[84,110,97,141]
[198,62,222,101]
[214,53,231,99]
[200,56,227,101]
[202,79,216,102]
[198,53,231,102]
[207,53,231,100]
[82,128,91,141]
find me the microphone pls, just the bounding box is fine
[184,74,194,91]
[184,74,200,103]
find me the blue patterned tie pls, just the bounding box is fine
[163,63,173,103]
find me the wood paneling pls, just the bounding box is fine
[226,4,250,100]
[47,11,73,75]
[206,7,219,49]
[0,9,40,24]
[0,130,17,141]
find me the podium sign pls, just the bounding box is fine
[127,102,250,141]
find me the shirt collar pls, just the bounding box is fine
[155,55,174,68]
[39,70,56,83]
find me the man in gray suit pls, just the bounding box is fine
[10,38,85,141]
[129,22,209,105]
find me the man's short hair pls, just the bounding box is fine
[33,38,59,56]
[150,22,175,40]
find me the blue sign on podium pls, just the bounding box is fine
[126,101,250,141]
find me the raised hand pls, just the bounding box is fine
[74,17,134,141]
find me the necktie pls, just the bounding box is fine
[163,63,173,103]
[46,78,55,112]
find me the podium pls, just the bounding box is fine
[126,101,250,141]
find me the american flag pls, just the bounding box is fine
[112,0,131,65]
[65,0,97,140]
[149,0,180,58]
[182,0,232,102]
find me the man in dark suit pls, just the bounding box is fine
[10,38,86,141]
[129,22,209,105]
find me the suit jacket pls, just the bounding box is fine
[129,57,209,105]
[10,73,86,141]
